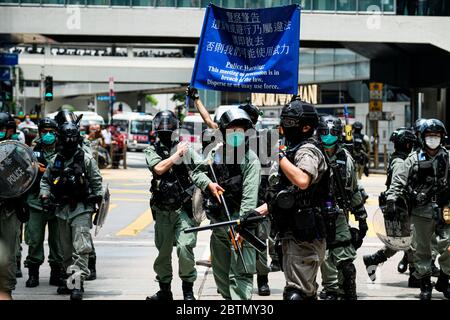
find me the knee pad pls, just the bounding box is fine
[73,226,93,255]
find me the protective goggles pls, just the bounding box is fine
[317,128,341,137]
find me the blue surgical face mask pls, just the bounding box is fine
[11,133,19,141]
[0,131,6,140]
[226,131,245,147]
[320,134,338,148]
[42,132,56,145]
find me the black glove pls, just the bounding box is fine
[41,196,55,214]
[353,205,368,221]
[363,165,369,177]
[87,195,103,207]
[186,86,199,100]
[358,219,368,239]
[240,210,263,230]
[350,227,363,250]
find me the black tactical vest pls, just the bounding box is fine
[268,138,328,242]
[150,141,193,208]
[408,148,449,207]
[49,149,89,203]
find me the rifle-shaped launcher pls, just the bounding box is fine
[184,214,267,254]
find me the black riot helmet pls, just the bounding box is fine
[239,103,261,125]
[390,128,416,153]
[219,108,253,132]
[153,110,179,146]
[153,110,179,132]
[352,121,363,133]
[57,122,80,157]
[0,112,16,130]
[55,110,79,128]
[38,117,58,132]
[280,97,318,145]
[420,119,447,146]
[414,118,427,136]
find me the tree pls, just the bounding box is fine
[145,95,158,107]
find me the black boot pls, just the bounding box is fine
[435,270,450,299]
[419,276,432,300]
[49,263,65,286]
[257,275,271,296]
[25,263,40,288]
[283,287,304,300]
[408,267,421,288]
[319,290,338,300]
[397,252,408,274]
[146,282,173,300]
[341,261,357,300]
[86,256,96,281]
[182,281,196,300]
[16,259,22,278]
[70,283,84,301]
[363,250,387,281]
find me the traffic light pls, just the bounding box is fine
[44,76,53,101]
[1,81,13,102]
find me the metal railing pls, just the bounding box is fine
[0,0,397,15]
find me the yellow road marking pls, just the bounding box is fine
[110,189,148,195]
[116,209,153,236]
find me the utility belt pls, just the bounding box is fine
[150,183,194,215]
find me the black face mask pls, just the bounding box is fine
[283,127,311,146]
[59,141,79,158]
[158,131,173,146]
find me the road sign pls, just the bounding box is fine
[369,111,382,121]
[369,100,383,112]
[0,67,11,81]
[0,53,18,66]
[97,95,116,101]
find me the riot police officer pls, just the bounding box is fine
[263,98,328,300]
[191,108,261,300]
[144,110,198,300]
[0,112,30,299]
[351,121,370,179]
[317,115,367,300]
[386,119,450,300]
[54,110,98,281]
[24,118,64,288]
[363,128,418,286]
[40,122,103,300]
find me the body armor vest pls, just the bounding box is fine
[150,141,193,209]
[268,138,328,242]
[203,146,243,221]
[408,148,449,207]
[49,149,89,204]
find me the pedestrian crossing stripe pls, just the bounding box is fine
[111,198,149,203]
[116,209,153,236]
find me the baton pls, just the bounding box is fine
[208,159,249,273]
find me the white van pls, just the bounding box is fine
[112,112,154,151]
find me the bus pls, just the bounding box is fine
[112,112,154,151]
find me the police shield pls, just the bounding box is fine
[373,198,411,251]
[94,184,110,236]
[0,140,38,199]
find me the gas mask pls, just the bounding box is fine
[157,131,173,146]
